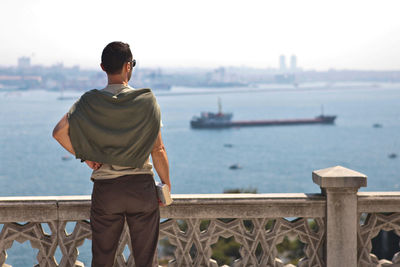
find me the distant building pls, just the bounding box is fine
[51,63,64,71]
[274,73,295,84]
[290,55,297,72]
[279,55,286,73]
[209,67,226,83]
[18,57,31,69]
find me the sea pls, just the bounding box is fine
[0,82,399,265]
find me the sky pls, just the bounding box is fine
[0,0,399,71]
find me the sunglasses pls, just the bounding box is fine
[130,59,136,68]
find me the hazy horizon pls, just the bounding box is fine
[2,61,400,73]
[1,0,400,71]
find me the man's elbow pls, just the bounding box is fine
[52,127,66,143]
[52,129,58,140]
[151,146,166,157]
[53,114,69,141]
[52,127,61,140]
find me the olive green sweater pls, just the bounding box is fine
[67,88,161,168]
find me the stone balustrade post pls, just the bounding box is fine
[312,166,367,267]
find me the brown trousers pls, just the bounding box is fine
[90,174,160,267]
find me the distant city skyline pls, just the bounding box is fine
[1,0,400,71]
[10,54,304,72]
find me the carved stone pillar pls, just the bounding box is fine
[312,166,367,267]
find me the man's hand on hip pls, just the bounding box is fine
[85,160,102,170]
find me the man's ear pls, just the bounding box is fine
[125,62,131,72]
[100,63,106,71]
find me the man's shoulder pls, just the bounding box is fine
[134,87,153,94]
[123,88,155,100]
[79,89,100,99]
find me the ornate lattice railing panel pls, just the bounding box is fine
[0,222,58,267]
[264,218,324,267]
[159,217,325,267]
[358,213,400,267]
[58,220,91,267]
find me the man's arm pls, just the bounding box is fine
[151,131,171,192]
[52,114,75,155]
[52,114,101,170]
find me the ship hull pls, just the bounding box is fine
[191,116,336,129]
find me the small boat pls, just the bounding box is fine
[388,153,398,159]
[62,155,72,161]
[57,87,76,100]
[224,144,233,148]
[57,96,75,100]
[229,164,242,170]
[373,123,382,128]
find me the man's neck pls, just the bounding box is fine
[107,79,128,86]
[107,74,128,86]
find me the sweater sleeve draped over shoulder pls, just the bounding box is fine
[67,88,161,168]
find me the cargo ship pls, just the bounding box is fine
[190,99,336,129]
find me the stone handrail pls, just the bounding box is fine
[0,166,399,266]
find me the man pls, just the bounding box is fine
[52,41,170,267]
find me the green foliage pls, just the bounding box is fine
[223,187,258,193]
[211,236,241,265]
[176,219,187,232]
[276,236,305,264]
[200,220,210,231]
[159,238,175,257]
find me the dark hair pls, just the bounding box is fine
[101,41,133,74]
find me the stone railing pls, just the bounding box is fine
[0,166,399,267]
